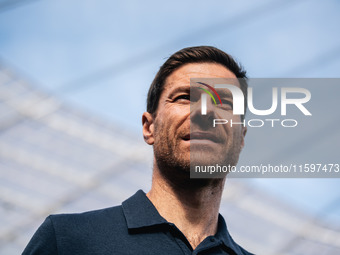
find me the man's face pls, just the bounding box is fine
[143,63,246,177]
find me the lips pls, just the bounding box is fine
[183,132,219,143]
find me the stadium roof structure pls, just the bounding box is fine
[0,63,340,255]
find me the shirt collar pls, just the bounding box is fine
[216,214,247,254]
[122,190,246,254]
[122,189,168,229]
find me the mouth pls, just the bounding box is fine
[183,132,219,143]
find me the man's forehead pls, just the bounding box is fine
[164,78,241,95]
[163,63,238,91]
[171,64,235,79]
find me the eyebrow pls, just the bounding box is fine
[215,88,233,99]
[168,86,190,98]
[193,84,234,100]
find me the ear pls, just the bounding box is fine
[142,112,155,145]
[240,126,247,150]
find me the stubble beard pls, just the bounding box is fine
[153,120,201,189]
[153,125,190,173]
[152,124,243,189]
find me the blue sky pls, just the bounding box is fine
[1,0,340,224]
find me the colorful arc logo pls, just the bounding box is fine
[197,82,223,106]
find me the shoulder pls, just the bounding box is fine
[22,216,58,255]
[23,205,127,255]
[50,205,123,224]
[49,205,127,236]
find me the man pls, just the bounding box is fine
[23,46,252,255]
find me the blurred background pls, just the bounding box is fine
[0,0,340,254]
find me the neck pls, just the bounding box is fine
[147,165,225,250]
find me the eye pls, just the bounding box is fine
[174,94,190,101]
[220,100,233,110]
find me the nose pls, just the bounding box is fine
[200,93,216,116]
[190,93,216,127]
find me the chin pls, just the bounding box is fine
[190,155,225,167]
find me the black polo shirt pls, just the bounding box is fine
[23,190,253,255]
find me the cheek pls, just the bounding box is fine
[223,119,243,144]
[154,117,172,142]
[215,108,238,123]
[232,126,245,149]
[168,106,189,125]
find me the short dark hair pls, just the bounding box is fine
[147,46,248,119]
